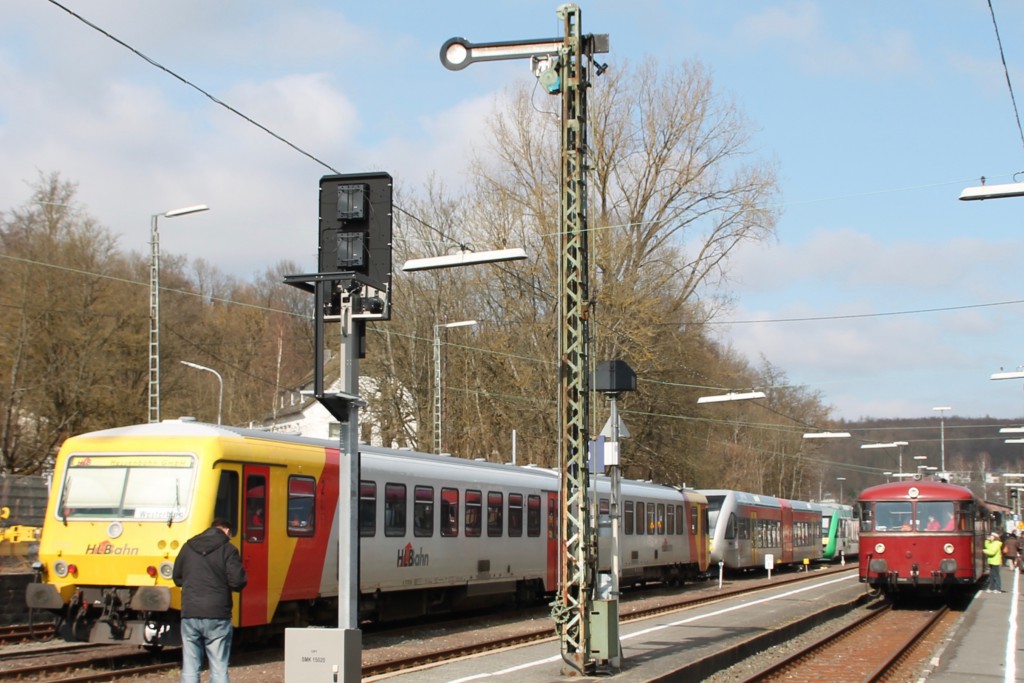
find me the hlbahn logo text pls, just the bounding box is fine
[85,540,139,556]
[397,544,428,567]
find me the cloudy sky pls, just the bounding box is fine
[3,1,1024,422]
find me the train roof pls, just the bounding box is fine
[698,489,816,511]
[811,502,853,513]
[857,479,979,502]
[59,419,704,498]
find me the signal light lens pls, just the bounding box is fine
[67,564,78,576]
[146,566,157,577]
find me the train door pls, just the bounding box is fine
[240,466,269,627]
[546,492,558,590]
[780,502,794,563]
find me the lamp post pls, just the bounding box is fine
[932,406,951,478]
[149,204,209,423]
[433,320,477,454]
[861,441,910,477]
[801,432,851,501]
[180,361,223,425]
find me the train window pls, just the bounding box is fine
[599,498,610,515]
[687,505,696,535]
[526,494,541,537]
[917,502,955,532]
[635,502,645,535]
[487,492,504,537]
[384,483,407,537]
[213,471,239,534]
[59,454,196,522]
[287,476,316,537]
[509,493,523,538]
[245,475,266,543]
[647,504,656,535]
[856,503,873,532]
[359,481,377,537]
[548,497,557,540]
[724,513,736,540]
[666,504,675,536]
[872,501,913,532]
[413,486,434,538]
[656,504,666,535]
[441,487,459,537]
[466,490,482,537]
[623,501,633,535]
[676,505,684,535]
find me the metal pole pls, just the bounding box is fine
[149,214,160,423]
[940,417,946,474]
[433,324,442,454]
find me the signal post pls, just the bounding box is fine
[284,173,393,683]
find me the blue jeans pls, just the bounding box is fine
[181,617,233,683]
[989,564,1003,592]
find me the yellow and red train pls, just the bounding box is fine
[26,419,709,646]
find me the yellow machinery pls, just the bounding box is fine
[0,506,41,565]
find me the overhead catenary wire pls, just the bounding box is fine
[987,0,1024,153]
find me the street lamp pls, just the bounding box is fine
[180,361,223,425]
[932,406,951,478]
[433,320,477,454]
[836,477,846,503]
[861,441,909,477]
[149,204,209,423]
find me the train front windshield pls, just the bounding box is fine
[705,495,725,530]
[58,454,195,522]
[860,500,957,532]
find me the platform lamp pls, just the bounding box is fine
[149,204,209,423]
[433,320,477,454]
[861,441,909,477]
[802,432,851,501]
[932,406,951,479]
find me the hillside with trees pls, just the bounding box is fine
[2,60,961,503]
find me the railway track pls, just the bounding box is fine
[0,643,178,682]
[0,622,54,646]
[736,602,953,682]
[0,565,855,681]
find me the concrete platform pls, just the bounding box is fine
[370,570,864,682]
[924,566,1024,682]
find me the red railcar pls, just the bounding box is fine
[856,479,996,596]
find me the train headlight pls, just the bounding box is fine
[874,543,886,554]
[54,560,69,578]
[944,543,955,554]
[159,561,174,579]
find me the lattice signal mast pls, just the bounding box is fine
[440,5,608,673]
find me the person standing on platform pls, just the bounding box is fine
[984,532,1004,593]
[173,519,248,683]
[1003,531,1020,571]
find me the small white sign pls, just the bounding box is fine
[764,553,775,570]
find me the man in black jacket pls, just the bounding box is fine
[173,518,248,683]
